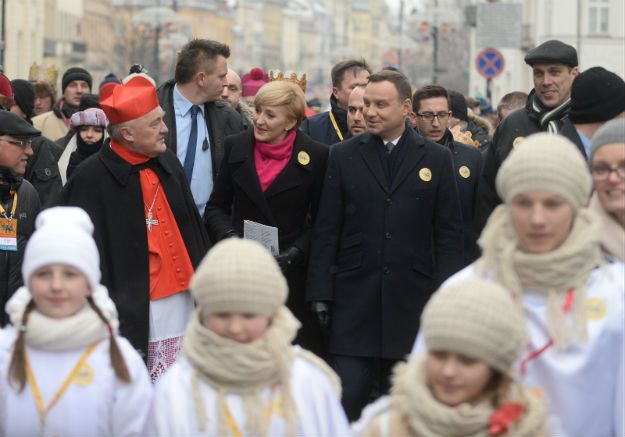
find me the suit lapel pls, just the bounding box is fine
[359,133,389,193]
[230,132,276,224]
[389,128,427,194]
[264,131,312,199]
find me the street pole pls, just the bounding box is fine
[399,0,404,69]
[153,22,161,85]
[432,0,439,84]
[576,0,582,60]
[0,0,6,69]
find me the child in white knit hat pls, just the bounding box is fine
[354,278,547,437]
[0,206,152,436]
[149,238,349,436]
[413,133,625,437]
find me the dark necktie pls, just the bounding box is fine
[385,142,394,154]
[183,105,200,182]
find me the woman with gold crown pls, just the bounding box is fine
[412,133,624,437]
[205,77,329,357]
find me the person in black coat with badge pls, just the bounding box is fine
[306,70,464,421]
[412,85,483,264]
[205,79,329,356]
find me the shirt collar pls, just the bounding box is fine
[173,84,205,117]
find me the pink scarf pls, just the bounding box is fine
[254,130,296,192]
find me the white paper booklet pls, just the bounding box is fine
[243,220,280,256]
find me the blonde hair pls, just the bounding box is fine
[254,81,306,129]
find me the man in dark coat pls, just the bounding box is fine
[59,74,209,380]
[306,70,464,420]
[156,39,248,218]
[301,59,371,145]
[412,85,483,264]
[476,40,585,231]
[9,79,62,207]
[0,110,42,326]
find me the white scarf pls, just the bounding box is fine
[5,285,119,351]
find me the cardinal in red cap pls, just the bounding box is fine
[60,73,210,381]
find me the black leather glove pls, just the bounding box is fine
[310,301,330,335]
[274,246,303,274]
[224,230,239,239]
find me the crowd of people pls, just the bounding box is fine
[0,36,623,436]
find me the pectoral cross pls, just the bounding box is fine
[146,210,159,231]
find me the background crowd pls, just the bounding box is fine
[0,35,623,436]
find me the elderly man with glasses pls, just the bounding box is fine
[412,85,483,264]
[0,110,42,326]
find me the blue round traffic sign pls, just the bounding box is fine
[476,48,505,79]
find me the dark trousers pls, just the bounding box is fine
[331,354,400,422]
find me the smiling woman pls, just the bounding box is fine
[589,118,625,262]
[205,80,330,356]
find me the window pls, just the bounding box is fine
[588,0,609,35]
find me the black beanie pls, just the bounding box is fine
[448,90,469,122]
[79,93,101,111]
[10,79,35,120]
[62,67,93,92]
[569,67,625,124]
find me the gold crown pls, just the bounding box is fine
[28,63,59,87]
[269,70,307,93]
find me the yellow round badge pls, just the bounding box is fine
[297,151,310,166]
[419,168,432,182]
[73,363,95,386]
[512,136,525,148]
[459,165,471,179]
[585,298,606,321]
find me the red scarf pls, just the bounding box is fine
[254,130,296,192]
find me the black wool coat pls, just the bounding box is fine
[438,129,484,265]
[0,180,40,327]
[300,96,349,145]
[475,97,586,232]
[205,129,328,350]
[306,128,464,359]
[58,142,210,357]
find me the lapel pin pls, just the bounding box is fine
[419,167,432,182]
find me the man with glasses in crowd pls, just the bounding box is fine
[412,85,483,264]
[0,110,42,326]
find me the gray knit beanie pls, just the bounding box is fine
[190,238,288,317]
[422,278,525,374]
[496,133,592,209]
[590,118,625,163]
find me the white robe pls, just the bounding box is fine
[412,261,625,437]
[0,327,153,436]
[148,349,351,436]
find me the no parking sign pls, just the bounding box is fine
[476,48,505,79]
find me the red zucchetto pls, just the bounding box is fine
[100,74,159,125]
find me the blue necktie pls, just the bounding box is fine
[183,105,200,182]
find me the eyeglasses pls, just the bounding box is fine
[0,137,33,148]
[591,165,625,181]
[416,111,451,122]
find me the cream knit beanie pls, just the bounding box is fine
[190,238,288,316]
[496,133,592,209]
[421,278,524,374]
[22,207,101,293]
